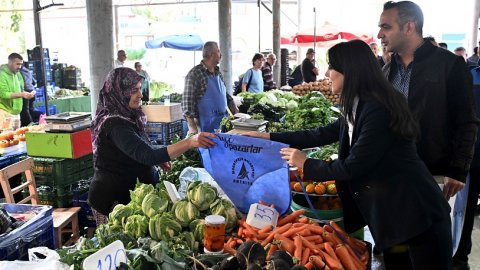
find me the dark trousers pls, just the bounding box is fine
[454,159,480,262]
[383,217,453,270]
[20,91,37,127]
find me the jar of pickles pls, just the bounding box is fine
[204,215,225,253]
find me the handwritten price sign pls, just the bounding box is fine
[83,240,128,270]
[246,203,279,229]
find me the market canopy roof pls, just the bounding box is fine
[290,22,374,47]
[145,34,203,51]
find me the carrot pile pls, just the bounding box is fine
[224,209,369,270]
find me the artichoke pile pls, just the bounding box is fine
[103,181,239,254]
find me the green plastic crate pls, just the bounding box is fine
[31,154,93,187]
[38,194,72,208]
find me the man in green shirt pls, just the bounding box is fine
[0,53,35,115]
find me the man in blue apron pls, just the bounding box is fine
[182,41,238,133]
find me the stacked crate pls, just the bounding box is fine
[62,67,82,90]
[142,103,185,145]
[31,154,94,208]
[27,47,52,87]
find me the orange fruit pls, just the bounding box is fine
[305,183,315,193]
[293,182,303,192]
[290,181,296,190]
[314,184,326,195]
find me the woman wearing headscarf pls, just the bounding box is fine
[246,40,452,269]
[88,68,216,224]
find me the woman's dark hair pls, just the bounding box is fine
[252,53,264,65]
[327,39,419,141]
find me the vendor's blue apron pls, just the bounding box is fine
[197,75,228,132]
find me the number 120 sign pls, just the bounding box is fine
[83,240,128,270]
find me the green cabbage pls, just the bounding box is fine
[187,181,218,211]
[149,212,182,241]
[141,193,169,218]
[210,198,239,232]
[189,219,205,243]
[171,199,201,227]
[109,204,135,228]
[124,214,148,239]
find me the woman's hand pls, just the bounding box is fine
[159,162,172,172]
[189,132,217,148]
[280,148,307,169]
[242,131,271,140]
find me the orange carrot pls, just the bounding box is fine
[301,248,311,265]
[304,235,323,242]
[335,244,359,270]
[274,233,295,254]
[304,262,315,270]
[297,216,309,223]
[293,235,303,261]
[321,250,343,270]
[323,224,334,233]
[324,242,339,262]
[244,222,259,235]
[261,223,293,246]
[277,209,305,226]
[308,225,325,235]
[224,244,237,256]
[298,228,312,237]
[259,200,268,205]
[299,235,321,254]
[323,231,339,246]
[236,238,244,245]
[345,243,366,269]
[255,232,270,240]
[282,224,308,238]
[237,227,244,237]
[329,221,347,238]
[266,243,278,261]
[258,225,273,234]
[228,240,236,248]
[310,256,326,269]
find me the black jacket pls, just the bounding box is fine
[383,41,478,182]
[271,100,450,250]
[88,118,170,215]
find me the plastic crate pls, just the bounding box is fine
[36,104,57,115]
[146,120,184,145]
[38,193,72,208]
[31,154,94,187]
[72,192,96,228]
[0,204,54,260]
[0,152,27,169]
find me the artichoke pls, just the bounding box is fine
[109,204,135,228]
[172,199,201,227]
[141,193,169,218]
[124,214,148,239]
[149,213,182,241]
[210,198,239,232]
[187,181,218,211]
[189,219,205,243]
[130,183,155,206]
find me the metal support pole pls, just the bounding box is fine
[219,0,233,95]
[272,0,281,87]
[32,0,50,115]
[258,0,261,52]
[472,0,480,50]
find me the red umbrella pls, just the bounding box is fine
[291,22,374,47]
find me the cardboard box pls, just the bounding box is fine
[142,103,182,122]
[25,129,92,159]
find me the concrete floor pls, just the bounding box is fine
[366,215,480,270]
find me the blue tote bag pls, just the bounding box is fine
[199,134,291,214]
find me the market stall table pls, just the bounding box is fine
[35,96,91,113]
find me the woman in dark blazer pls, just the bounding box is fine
[246,40,452,270]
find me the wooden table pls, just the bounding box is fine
[53,207,81,248]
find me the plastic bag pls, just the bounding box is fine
[0,247,69,270]
[178,167,226,199]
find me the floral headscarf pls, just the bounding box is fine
[91,68,145,156]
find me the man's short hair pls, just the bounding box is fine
[438,43,448,49]
[117,50,126,57]
[202,41,218,59]
[454,47,466,52]
[134,62,141,68]
[8,53,22,61]
[252,53,264,65]
[383,1,424,35]
[474,47,478,54]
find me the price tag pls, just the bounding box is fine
[246,203,279,230]
[83,240,127,270]
[163,181,182,202]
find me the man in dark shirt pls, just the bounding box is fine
[378,1,478,269]
[261,53,277,90]
[301,48,319,83]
